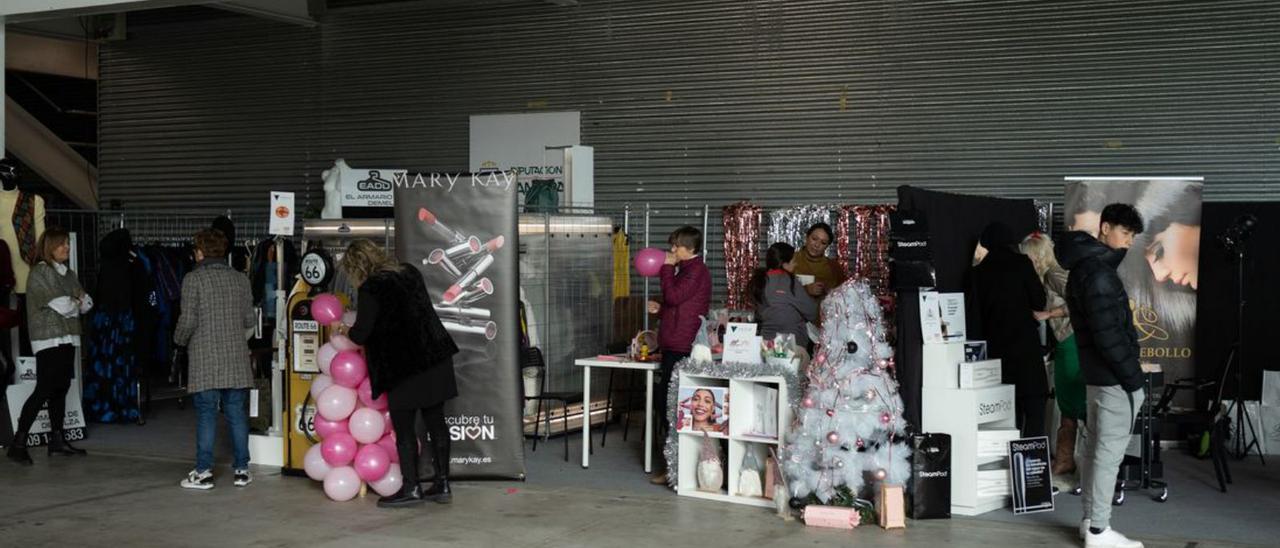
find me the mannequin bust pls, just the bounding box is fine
[321,158,348,220]
[0,158,47,294]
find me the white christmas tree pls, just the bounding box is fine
[781,280,910,507]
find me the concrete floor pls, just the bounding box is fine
[1,402,1275,548]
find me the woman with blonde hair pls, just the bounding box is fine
[341,239,459,508]
[1022,233,1082,476]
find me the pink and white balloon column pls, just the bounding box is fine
[306,295,406,501]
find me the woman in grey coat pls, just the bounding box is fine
[7,228,92,465]
[174,228,257,490]
[748,243,819,350]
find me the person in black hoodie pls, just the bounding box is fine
[340,239,459,509]
[971,222,1048,437]
[1055,204,1145,548]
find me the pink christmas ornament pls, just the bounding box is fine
[802,397,815,409]
[633,247,666,277]
[311,293,344,325]
[827,432,841,445]
[875,469,887,481]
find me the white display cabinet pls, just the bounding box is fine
[676,372,791,508]
[922,348,1018,516]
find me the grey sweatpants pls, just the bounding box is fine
[1080,384,1145,530]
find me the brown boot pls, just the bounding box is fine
[1052,417,1077,476]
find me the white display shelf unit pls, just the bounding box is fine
[676,372,791,509]
[920,341,1017,516]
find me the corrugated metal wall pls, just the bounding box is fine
[99,0,1280,292]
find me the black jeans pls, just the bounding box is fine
[389,404,448,484]
[654,350,689,445]
[1017,396,1048,439]
[15,345,77,444]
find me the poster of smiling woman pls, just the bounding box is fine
[1063,177,1203,394]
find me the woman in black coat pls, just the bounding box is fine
[972,222,1048,438]
[341,239,459,508]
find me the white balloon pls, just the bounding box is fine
[323,466,362,502]
[309,374,334,400]
[303,443,332,481]
[369,466,404,497]
[348,408,386,445]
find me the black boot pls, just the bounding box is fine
[7,432,33,466]
[47,432,87,457]
[377,482,425,508]
[423,437,452,504]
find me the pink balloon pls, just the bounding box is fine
[320,432,358,467]
[357,378,389,411]
[317,344,339,375]
[303,443,332,481]
[309,374,334,400]
[348,408,385,444]
[323,466,362,502]
[369,465,403,497]
[330,333,359,352]
[382,410,394,435]
[633,247,666,277]
[354,443,391,482]
[312,293,344,325]
[316,385,357,421]
[313,415,349,440]
[376,433,399,463]
[330,350,367,389]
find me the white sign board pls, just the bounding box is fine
[469,111,582,205]
[6,358,87,446]
[723,322,762,364]
[270,191,295,236]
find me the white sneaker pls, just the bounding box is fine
[1079,519,1091,540]
[1085,527,1143,548]
[181,469,214,490]
[234,469,253,487]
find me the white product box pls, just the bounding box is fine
[960,360,1002,389]
[976,469,1010,497]
[977,428,1021,459]
[923,341,966,389]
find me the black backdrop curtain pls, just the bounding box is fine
[1195,202,1280,402]
[894,186,1039,428]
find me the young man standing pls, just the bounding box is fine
[646,225,712,485]
[1056,204,1146,548]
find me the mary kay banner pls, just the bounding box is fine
[395,171,524,479]
[1064,177,1203,395]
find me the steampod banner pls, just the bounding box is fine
[395,171,524,479]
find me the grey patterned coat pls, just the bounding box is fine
[175,260,256,393]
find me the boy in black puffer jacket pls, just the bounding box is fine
[1056,203,1145,548]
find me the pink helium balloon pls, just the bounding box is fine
[633,247,666,277]
[330,351,368,389]
[313,415,349,440]
[311,293,344,325]
[309,374,334,400]
[303,443,332,481]
[376,433,399,463]
[348,408,385,444]
[369,465,403,497]
[317,344,339,375]
[320,432,358,467]
[357,378,388,411]
[330,333,359,352]
[316,385,357,421]
[323,466,362,502]
[354,443,391,482]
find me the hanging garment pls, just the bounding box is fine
[12,191,38,265]
[611,229,630,299]
[84,229,140,423]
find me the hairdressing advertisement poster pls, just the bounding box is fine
[1008,436,1054,515]
[1064,178,1203,399]
[395,171,524,479]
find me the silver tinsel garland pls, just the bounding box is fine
[663,356,802,489]
[767,205,838,250]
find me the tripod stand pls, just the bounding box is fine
[1218,246,1265,464]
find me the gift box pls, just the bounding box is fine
[802,505,860,530]
[878,484,906,529]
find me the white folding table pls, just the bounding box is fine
[574,356,661,472]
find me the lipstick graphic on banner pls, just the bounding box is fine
[419,208,505,339]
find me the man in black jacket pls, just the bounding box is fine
[1056,204,1145,548]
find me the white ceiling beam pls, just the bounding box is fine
[1,0,212,23]
[5,96,100,210]
[213,0,317,27]
[5,31,99,79]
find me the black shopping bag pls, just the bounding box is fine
[910,433,952,519]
